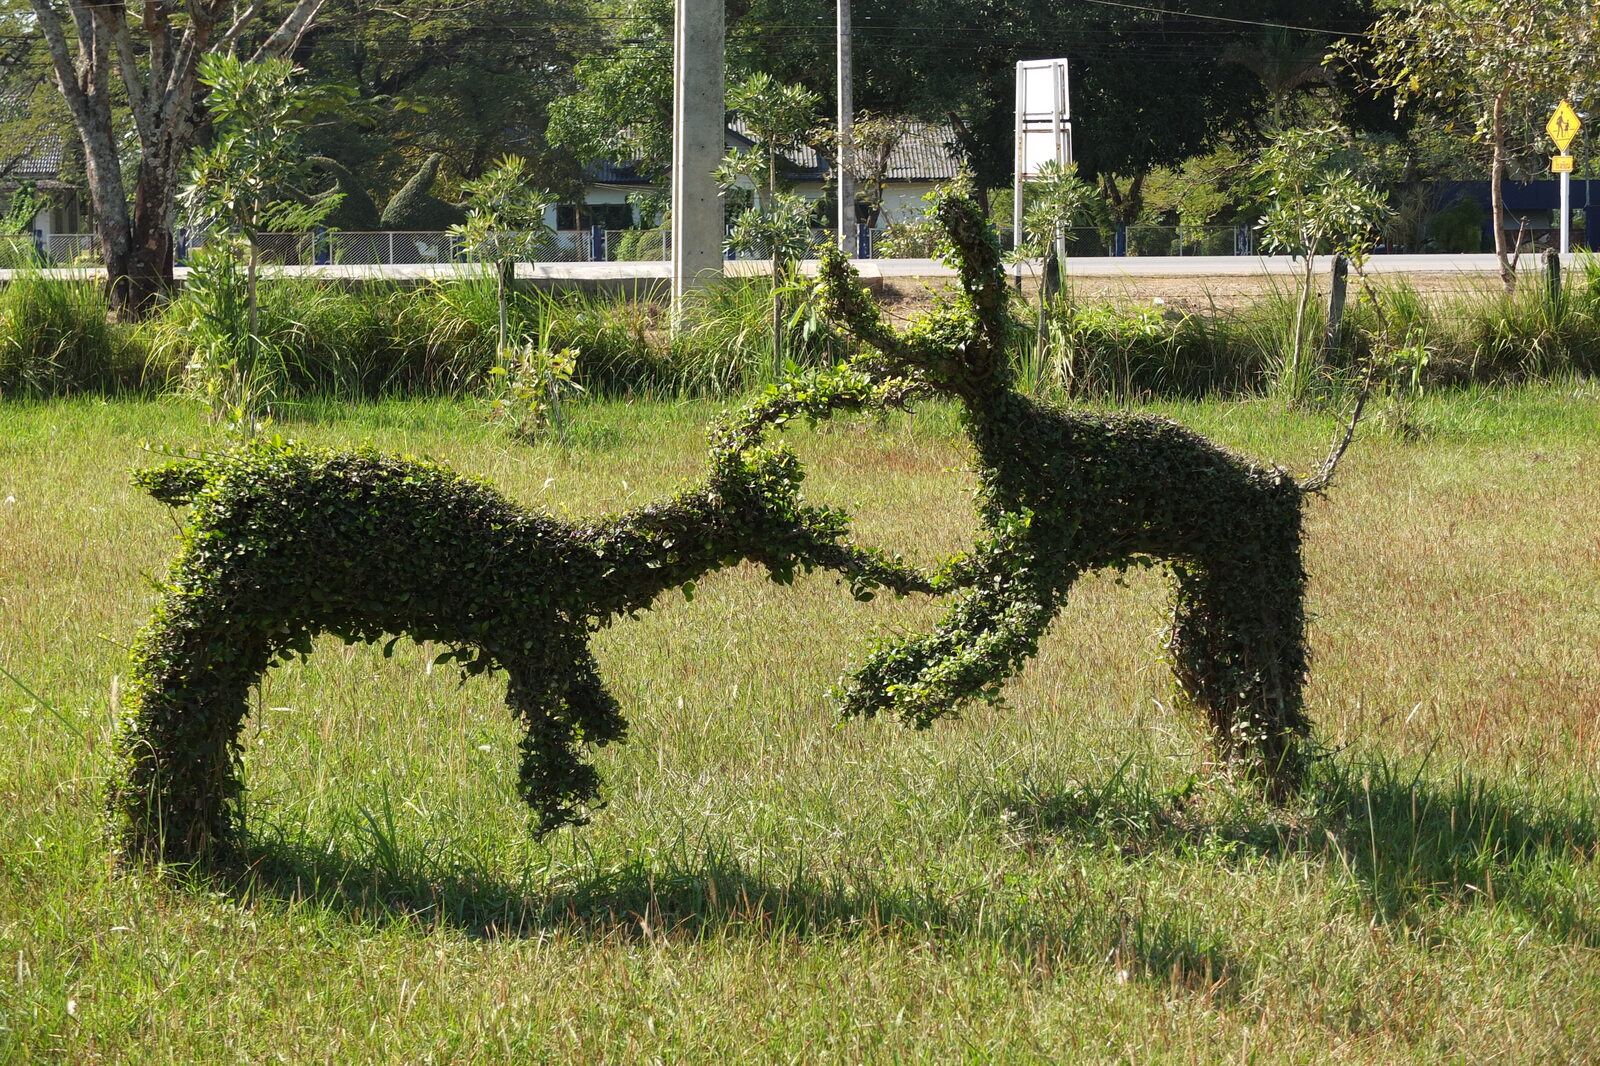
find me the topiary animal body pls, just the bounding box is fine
[379,153,468,231]
[308,156,382,231]
[817,181,1331,794]
[112,384,930,864]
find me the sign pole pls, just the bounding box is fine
[1561,166,1571,254]
[1013,61,1025,287]
[1546,100,1582,257]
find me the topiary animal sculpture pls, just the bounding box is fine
[379,153,468,231]
[813,179,1355,795]
[111,380,931,864]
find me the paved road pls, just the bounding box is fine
[0,252,1544,287]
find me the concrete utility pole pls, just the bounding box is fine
[836,0,854,253]
[672,0,726,309]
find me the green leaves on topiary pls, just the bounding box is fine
[813,176,1317,794]
[111,388,932,865]
[379,153,468,232]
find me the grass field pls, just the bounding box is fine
[1,387,1597,1063]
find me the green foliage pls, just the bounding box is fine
[1254,125,1391,403]
[1428,196,1485,254]
[1017,161,1098,259]
[1254,127,1389,267]
[1344,1,1599,287]
[173,240,275,433]
[0,271,149,397]
[449,155,556,265]
[183,56,346,241]
[813,176,1317,795]
[181,55,345,432]
[723,192,818,264]
[1,181,47,236]
[110,387,934,864]
[380,154,468,231]
[487,340,583,442]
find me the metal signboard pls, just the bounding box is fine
[1547,100,1581,152]
[1015,59,1073,179]
[1013,58,1072,263]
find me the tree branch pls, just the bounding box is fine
[252,0,328,62]
[94,6,155,149]
[27,0,90,120]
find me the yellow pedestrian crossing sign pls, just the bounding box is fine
[1547,100,1581,152]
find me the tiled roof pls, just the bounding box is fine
[7,140,64,181]
[875,121,961,182]
[0,88,68,183]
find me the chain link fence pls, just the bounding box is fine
[18,225,1267,268]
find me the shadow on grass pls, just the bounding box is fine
[179,825,1248,998]
[985,756,1600,946]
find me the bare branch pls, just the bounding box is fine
[252,0,327,62]
[94,6,154,148]
[26,0,90,117]
[219,0,270,50]
[1299,358,1375,495]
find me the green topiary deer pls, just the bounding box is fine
[111,380,931,865]
[813,178,1355,795]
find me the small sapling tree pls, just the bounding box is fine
[448,156,563,440]
[1253,125,1389,404]
[1015,161,1099,375]
[448,155,556,354]
[724,74,823,374]
[180,55,340,433]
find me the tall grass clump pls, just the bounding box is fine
[147,279,507,404]
[1016,290,1265,402]
[1455,264,1600,382]
[522,287,679,397]
[0,273,149,397]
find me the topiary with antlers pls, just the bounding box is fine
[813,178,1354,796]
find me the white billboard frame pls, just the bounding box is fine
[1013,58,1073,265]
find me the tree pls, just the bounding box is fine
[724,72,823,373]
[448,154,555,353]
[29,0,325,318]
[833,112,913,228]
[1253,124,1388,403]
[1350,0,1600,290]
[180,54,339,429]
[546,0,675,184]
[1015,160,1097,355]
[294,0,592,200]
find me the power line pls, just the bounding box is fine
[1075,0,1369,37]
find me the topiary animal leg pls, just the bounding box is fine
[111,597,280,864]
[842,557,1066,727]
[503,640,628,836]
[1168,548,1310,796]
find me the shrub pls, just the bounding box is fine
[0,273,151,397]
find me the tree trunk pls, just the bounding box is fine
[115,144,183,316]
[31,0,326,321]
[768,150,783,375]
[1490,92,1516,294]
[1098,172,1147,226]
[945,112,991,219]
